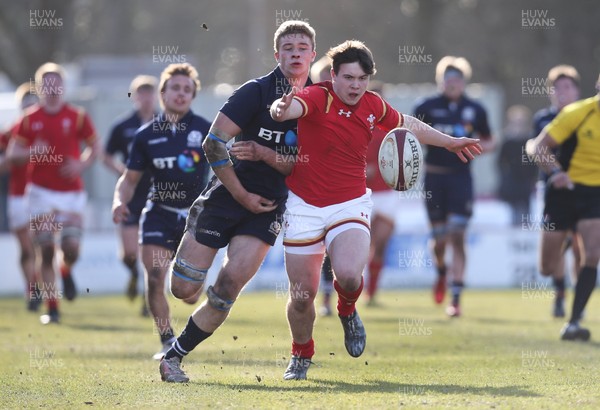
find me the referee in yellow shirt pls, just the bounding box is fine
[529,73,600,341]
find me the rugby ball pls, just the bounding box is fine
[378,128,423,191]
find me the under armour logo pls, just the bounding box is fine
[338,109,352,117]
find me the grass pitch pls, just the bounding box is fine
[1,289,599,409]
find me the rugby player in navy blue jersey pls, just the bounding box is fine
[414,56,495,317]
[530,65,581,318]
[112,63,211,359]
[104,75,157,312]
[159,20,316,383]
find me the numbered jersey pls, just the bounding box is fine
[127,110,211,208]
[220,66,310,200]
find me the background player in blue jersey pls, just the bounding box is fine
[414,56,495,317]
[530,65,581,318]
[103,75,157,313]
[112,63,211,359]
[159,21,316,383]
[497,105,536,226]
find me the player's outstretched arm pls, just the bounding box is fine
[229,140,295,176]
[478,136,496,153]
[203,113,277,214]
[404,114,482,163]
[270,91,303,122]
[102,152,126,175]
[112,169,142,224]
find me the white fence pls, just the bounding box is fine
[1,199,571,296]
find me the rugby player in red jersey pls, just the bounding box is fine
[0,83,40,311]
[271,40,482,379]
[8,62,100,324]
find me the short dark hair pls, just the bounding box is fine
[273,20,316,52]
[326,40,376,76]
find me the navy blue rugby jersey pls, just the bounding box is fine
[107,111,148,160]
[533,106,558,136]
[106,110,153,200]
[220,66,311,200]
[414,94,491,172]
[127,110,211,208]
[533,106,576,181]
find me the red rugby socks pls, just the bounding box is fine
[292,338,315,359]
[334,277,364,317]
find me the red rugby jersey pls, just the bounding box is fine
[14,104,97,192]
[287,81,403,207]
[0,125,30,196]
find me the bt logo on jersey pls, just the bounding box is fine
[153,151,202,171]
[258,127,285,143]
[258,128,297,146]
[153,157,177,169]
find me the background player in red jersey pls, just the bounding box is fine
[0,83,40,311]
[8,62,100,324]
[271,40,482,379]
[103,75,157,314]
[363,81,400,306]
